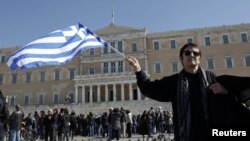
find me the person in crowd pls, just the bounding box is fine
[61,108,70,141]
[156,106,165,134]
[94,113,102,137]
[120,107,127,138]
[52,108,59,141]
[111,108,121,141]
[69,110,77,140]
[33,111,40,133]
[125,43,231,141]
[8,105,24,141]
[126,109,133,138]
[44,109,54,141]
[164,111,173,133]
[57,108,64,141]
[38,111,46,140]
[23,113,33,131]
[139,111,152,140]
[87,112,95,140]
[107,107,113,141]
[132,115,138,134]
[101,112,109,137]
[148,107,156,134]
[0,90,9,141]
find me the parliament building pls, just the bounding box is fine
[0,23,250,114]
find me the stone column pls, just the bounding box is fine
[97,85,101,102]
[89,85,93,103]
[121,83,125,101]
[137,87,141,100]
[81,85,85,103]
[105,84,108,102]
[108,62,111,74]
[74,85,78,103]
[113,83,116,101]
[129,83,133,100]
[123,61,125,72]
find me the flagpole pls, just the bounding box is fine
[107,43,126,58]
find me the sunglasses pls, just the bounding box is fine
[184,50,200,57]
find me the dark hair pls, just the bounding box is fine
[15,105,20,111]
[179,43,200,57]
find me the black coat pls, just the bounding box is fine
[9,110,24,130]
[214,75,250,128]
[111,111,121,130]
[136,70,250,141]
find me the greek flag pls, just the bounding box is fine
[7,23,107,70]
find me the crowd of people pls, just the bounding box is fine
[1,102,174,141]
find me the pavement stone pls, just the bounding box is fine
[36,133,174,141]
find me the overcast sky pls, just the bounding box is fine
[1,0,250,48]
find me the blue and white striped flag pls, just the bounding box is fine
[7,23,107,70]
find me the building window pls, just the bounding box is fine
[171,60,178,72]
[133,89,138,100]
[54,70,60,80]
[207,58,215,69]
[53,94,59,104]
[40,71,45,82]
[10,96,15,106]
[222,34,229,44]
[118,61,123,72]
[241,32,248,42]
[26,72,31,83]
[204,36,211,46]
[118,41,123,52]
[154,63,161,73]
[69,93,75,103]
[110,41,116,53]
[24,95,29,105]
[69,68,75,80]
[38,94,44,105]
[109,90,113,101]
[0,56,5,63]
[103,46,108,54]
[89,48,95,55]
[153,41,159,50]
[170,39,176,49]
[12,73,17,84]
[111,62,116,73]
[103,62,109,73]
[132,43,137,52]
[0,73,3,84]
[88,67,95,75]
[244,55,250,67]
[187,37,193,43]
[225,56,234,68]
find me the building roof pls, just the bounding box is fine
[95,23,146,36]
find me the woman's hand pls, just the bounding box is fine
[125,55,142,72]
[209,82,229,94]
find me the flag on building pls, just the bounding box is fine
[7,23,108,70]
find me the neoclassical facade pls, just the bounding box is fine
[0,23,250,114]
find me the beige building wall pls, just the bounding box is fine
[0,23,250,114]
[147,24,250,80]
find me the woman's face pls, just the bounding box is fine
[180,46,201,69]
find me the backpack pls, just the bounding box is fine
[63,115,70,127]
[0,98,4,114]
[70,115,77,126]
[0,97,9,120]
[0,96,9,130]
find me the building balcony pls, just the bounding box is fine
[74,72,136,85]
